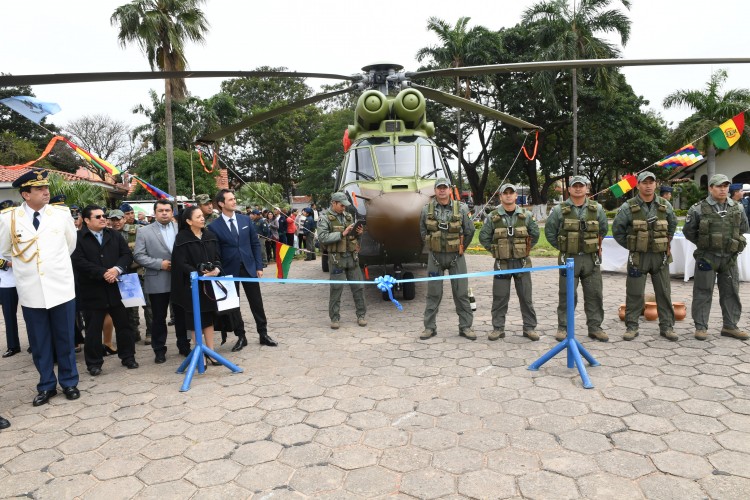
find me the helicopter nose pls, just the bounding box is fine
[364,191,431,252]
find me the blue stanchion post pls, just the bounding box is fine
[528,258,600,389]
[177,272,243,392]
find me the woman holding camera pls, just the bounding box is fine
[171,206,223,363]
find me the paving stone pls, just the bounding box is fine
[227,421,274,443]
[559,429,612,454]
[610,430,667,454]
[362,427,409,449]
[347,410,390,429]
[400,468,456,499]
[540,450,599,478]
[503,398,547,416]
[183,438,237,463]
[3,448,61,473]
[459,428,509,452]
[699,474,750,499]
[719,412,750,432]
[19,429,70,452]
[289,465,345,495]
[412,427,458,451]
[436,412,483,433]
[297,395,337,412]
[344,465,398,496]
[671,412,727,434]
[279,442,332,468]
[638,474,706,500]
[576,413,627,434]
[518,470,578,500]
[589,400,637,417]
[273,423,317,446]
[136,455,194,485]
[232,440,283,466]
[221,407,265,426]
[141,419,190,440]
[678,398,731,417]
[487,448,540,476]
[235,461,294,492]
[305,408,348,428]
[47,450,104,477]
[458,470,517,499]
[31,415,79,434]
[652,449,713,480]
[663,431,721,455]
[96,434,151,458]
[140,435,191,459]
[708,450,750,478]
[577,472,644,500]
[264,407,308,427]
[545,398,589,417]
[623,413,675,435]
[183,458,242,487]
[417,398,458,416]
[632,398,683,418]
[34,473,97,500]
[596,449,655,478]
[379,446,432,472]
[314,424,363,448]
[135,479,197,499]
[432,446,484,474]
[687,385,733,401]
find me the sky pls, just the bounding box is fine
[3,0,750,140]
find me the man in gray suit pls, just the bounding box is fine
[133,200,189,363]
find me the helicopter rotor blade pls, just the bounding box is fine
[197,85,359,143]
[0,70,359,87]
[408,57,750,79]
[410,83,542,131]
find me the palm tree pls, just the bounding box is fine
[523,0,632,175]
[663,70,750,182]
[111,0,210,200]
[416,17,498,193]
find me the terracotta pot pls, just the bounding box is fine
[644,302,658,321]
[673,302,687,321]
[618,304,626,321]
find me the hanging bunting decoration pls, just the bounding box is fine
[522,130,539,161]
[609,174,638,198]
[656,144,704,169]
[61,138,121,176]
[196,147,218,173]
[708,112,745,150]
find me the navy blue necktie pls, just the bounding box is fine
[33,212,40,230]
[229,218,239,239]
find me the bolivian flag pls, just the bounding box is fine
[610,174,638,198]
[709,112,745,150]
[275,242,295,279]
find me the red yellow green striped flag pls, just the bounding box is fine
[708,112,745,150]
[275,242,295,279]
[609,174,637,198]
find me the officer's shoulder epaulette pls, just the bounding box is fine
[0,207,14,214]
[49,204,69,212]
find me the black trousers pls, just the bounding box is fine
[234,265,268,337]
[0,287,19,351]
[170,303,194,354]
[83,305,135,369]
[149,292,189,355]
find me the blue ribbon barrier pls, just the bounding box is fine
[528,258,600,389]
[178,261,600,391]
[374,275,403,311]
[177,272,243,392]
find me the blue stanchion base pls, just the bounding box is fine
[528,337,599,389]
[176,344,243,392]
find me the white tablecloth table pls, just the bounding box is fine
[601,234,750,282]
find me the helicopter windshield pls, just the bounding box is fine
[419,145,447,179]
[374,145,416,177]
[344,147,376,183]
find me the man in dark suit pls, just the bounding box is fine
[133,199,188,362]
[208,189,277,350]
[71,205,139,376]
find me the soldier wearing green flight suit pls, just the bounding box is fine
[479,183,540,341]
[612,171,678,341]
[683,174,749,341]
[545,175,609,342]
[317,192,367,330]
[419,178,476,340]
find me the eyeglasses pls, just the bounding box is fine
[91,215,105,219]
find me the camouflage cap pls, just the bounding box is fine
[107,209,125,219]
[331,192,351,207]
[434,177,451,188]
[570,175,588,186]
[709,174,730,186]
[499,183,517,193]
[637,171,656,182]
[195,194,212,205]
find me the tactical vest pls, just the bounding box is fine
[557,200,600,255]
[696,200,747,255]
[626,197,669,253]
[490,209,529,259]
[322,210,358,253]
[424,200,462,253]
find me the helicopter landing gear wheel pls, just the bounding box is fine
[322,253,329,273]
[402,272,416,300]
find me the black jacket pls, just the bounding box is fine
[71,226,133,309]
[170,228,223,313]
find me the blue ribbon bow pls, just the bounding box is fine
[374,275,403,311]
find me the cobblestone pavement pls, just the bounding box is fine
[1,255,749,499]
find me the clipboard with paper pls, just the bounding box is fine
[212,275,240,311]
[118,273,146,307]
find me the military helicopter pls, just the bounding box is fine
[3,57,749,301]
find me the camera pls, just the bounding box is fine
[197,262,215,273]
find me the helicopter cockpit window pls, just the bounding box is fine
[344,147,376,183]
[374,145,416,178]
[419,145,447,179]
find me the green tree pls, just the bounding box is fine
[663,69,750,182]
[111,0,210,200]
[522,0,632,175]
[236,182,284,209]
[298,108,351,202]
[130,149,218,199]
[47,173,108,208]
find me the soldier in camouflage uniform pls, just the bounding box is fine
[544,175,609,342]
[420,178,475,340]
[612,171,678,341]
[479,183,540,341]
[117,203,152,344]
[251,209,270,266]
[196,194,218,224]
[317,192,367,329]
[683,174,750,341]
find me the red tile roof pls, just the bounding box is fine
[0,166,84,184]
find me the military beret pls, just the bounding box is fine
[709,174,730,186]
[637,171,656,182]
[12,168,49,189]
[195,194,212,205]
[331,192,351,206]
[119,203,134,212]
